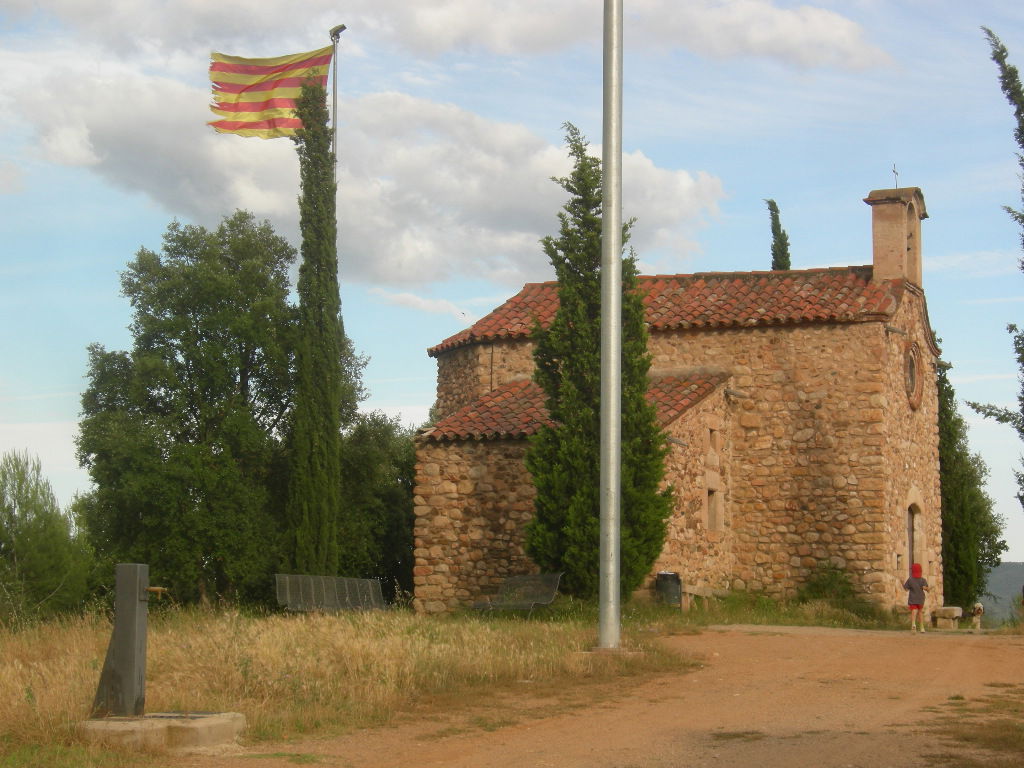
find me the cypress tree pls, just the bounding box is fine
[765,198,791,270]
[938,361,1007,607]
[525,123,672,599]
[970,29,1024,508]
[284,83,363,575]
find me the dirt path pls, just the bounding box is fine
[182,625,1024,768]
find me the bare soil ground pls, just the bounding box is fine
[181,625,1024,768]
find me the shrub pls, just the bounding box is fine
[797,564,887,622]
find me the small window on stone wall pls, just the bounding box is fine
[708,427,721,453]
[707,488,722,532]
[705,422,725,533]
[904,341,924,410]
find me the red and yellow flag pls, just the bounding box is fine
[209,45,333,139]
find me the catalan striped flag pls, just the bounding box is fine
[209,45,333,139]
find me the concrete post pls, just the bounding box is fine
[91,563,150,718]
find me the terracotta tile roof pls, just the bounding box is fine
[428,266,903,357]
[646,372,730,426]
[419,372,730,443]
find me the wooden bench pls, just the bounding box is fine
[472,572,563,616]
[275,574,385,612]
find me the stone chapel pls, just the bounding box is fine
[412,188,943,614]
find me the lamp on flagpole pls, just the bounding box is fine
[598,0,623,650]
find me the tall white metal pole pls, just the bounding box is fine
[329,24,347,182]
[598,0,623,650]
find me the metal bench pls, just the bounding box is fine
[275,574,385,612]
[472,572,563,616]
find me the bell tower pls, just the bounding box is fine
[863,187,928,286]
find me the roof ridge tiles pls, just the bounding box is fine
[423,372,731,443]
[428,265,901,357]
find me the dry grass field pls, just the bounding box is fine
[1,599,1021,768]
[0,604,677,767]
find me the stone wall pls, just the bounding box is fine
[414,394,738,612]
[651,387,737,591]
[878,287,943,604]
[412,438,535,613]
[432,340,536,419]
[649,319,922,601]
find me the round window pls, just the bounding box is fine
[904,341,923,410]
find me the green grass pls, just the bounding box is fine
[640,590,905,631]
[929,683,1024,766]
[496,587,906,633]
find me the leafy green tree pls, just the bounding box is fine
[338,413,416,599]
[765,198,791,270]
[0,450,92,619]
[939,363,1007,607]
[525,123,672,599]
[76,211,296,603]
[283,83,366,576]
[970,29,1024,506]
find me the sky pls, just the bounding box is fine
[2,1,1024,561]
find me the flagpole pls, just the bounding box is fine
[598,0,623,650]
[329,24,347,182]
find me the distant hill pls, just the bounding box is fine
[981,562,1024,623]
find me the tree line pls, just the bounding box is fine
[75,85,414,605]
[1,85,415,618]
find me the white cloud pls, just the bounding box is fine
[6,46,298,230]
[631,0,890,70]
[37,121,100,167]
[11,2,883,290]
[354,0,888,68]
[8,0,887,69]
[623,151,724,261]
[3,36,724,288]
[359,401,432,430]
[334,93,725,286]
[370,288,478,322]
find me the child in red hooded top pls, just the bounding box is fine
[903,563,929,633]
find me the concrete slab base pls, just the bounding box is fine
[80,712,245,753]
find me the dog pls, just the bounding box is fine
[970,602,984,630]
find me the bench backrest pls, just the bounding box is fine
[497,572,562,604]
[275,574,385,612]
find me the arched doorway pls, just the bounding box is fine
[907,504,921,576]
